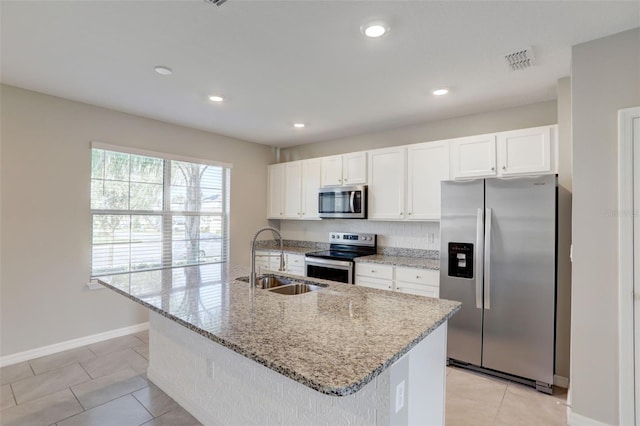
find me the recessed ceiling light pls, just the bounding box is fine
[433,88,449,96]
[154,66,172,76]
[293,123,305,128]
[208,95,224,102]
[362,22,388,38]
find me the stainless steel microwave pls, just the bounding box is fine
[318,185,367,219]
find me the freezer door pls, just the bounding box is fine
[440,179,485,366]
[482,175,556,384]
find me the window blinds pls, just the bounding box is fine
[90,146,230,277]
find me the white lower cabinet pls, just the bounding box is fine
[355,263,394,290]
[254,250,276,275]
[395,267,440,298]
[255,250,305,276]
[357,276,393,291]
[285,253,305,276]
[356,263,439,297]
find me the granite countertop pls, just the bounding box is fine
[99,264,460,396]
[254,240,328,255]
[355,254,440,270]
[255,245,316,255]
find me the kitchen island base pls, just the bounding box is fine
[147,311,448,426]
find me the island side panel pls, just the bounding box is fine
[146,311,391,425]
[407,322,447,426]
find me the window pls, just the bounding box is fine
[90,144,230,277]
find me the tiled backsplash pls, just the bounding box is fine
[278,220,440,251]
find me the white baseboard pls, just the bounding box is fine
[554,374,569,388]
[0,322,149,367]
[568,409,613,426]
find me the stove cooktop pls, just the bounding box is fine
[305,250,367,262]
[305,232,377,262]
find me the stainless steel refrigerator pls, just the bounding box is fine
[440,175,556,393]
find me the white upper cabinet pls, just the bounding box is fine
[268,159,321,220]
[450,125,557,180]
[283,161,303,219]
[269,124,557,221]
[300,158,321,219]
[321,155,343,186]
[320,152,367,186]
[497,125,553,176]
[342,152,367,185]
[367,147,406,220]
[267,163,285,218]
[450,134,497,179]
[407,141,450,221]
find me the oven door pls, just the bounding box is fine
[305,257,353,284]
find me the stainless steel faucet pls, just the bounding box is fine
[250,227,285,287]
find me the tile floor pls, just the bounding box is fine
[1,331,567,425]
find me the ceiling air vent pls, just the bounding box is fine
[204,0,228,6]
[505,47,535,71]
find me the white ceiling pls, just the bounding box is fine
[1,1,638,147]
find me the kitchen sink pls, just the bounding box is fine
[235,275,293,288]
[257,275,293,289]
[268,283,327,295]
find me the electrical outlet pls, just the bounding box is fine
[395,380,405,413]
[206,359,215,380]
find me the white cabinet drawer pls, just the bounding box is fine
[395,267,439,286]
[356,276,393,291]
[356,263,394,280]
[396,282,439,298]
[285,253,304,276]
[286,254,304,267]
[287,266,305,276]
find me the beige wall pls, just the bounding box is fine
[280,100,557,160]
[0,84,274,357]
[571,28,640,425]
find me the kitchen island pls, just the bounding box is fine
[99,263,460,425]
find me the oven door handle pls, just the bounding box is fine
[304,257,353,269]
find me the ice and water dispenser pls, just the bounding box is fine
[448,243,474,279]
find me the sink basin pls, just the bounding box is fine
[236,275,293,288]
[257,275,293,289]
[268,283,327,295]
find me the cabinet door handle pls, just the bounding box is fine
[502,165,507,170]
[416,275,421,279]
[491,167,495,171]
[370,270,376,273]
[408,212,412,215]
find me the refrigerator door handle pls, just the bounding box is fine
[484,207,492,310]
[475,208,484,309]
